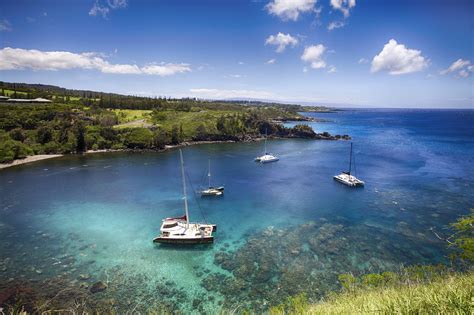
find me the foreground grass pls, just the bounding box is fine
[312,272,473,314]
[270,271,473,314]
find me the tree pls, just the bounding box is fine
[124,128,153,149]
[75,122,87,153]
[170,125,181,144]
[195,124,208,141]
[36,126,53,144]
[153,128,169,149]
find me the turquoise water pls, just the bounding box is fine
[0,109,473,312]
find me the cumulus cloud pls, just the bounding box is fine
[0,47,191,76]
[266,58,276,64]
[265,32,298,53]
[327,65,337,73]
[327,21,345,31]
[440,59,473,78]
[189,88,273,99]
[330,0,356,18]
[371,39,428,75]
[301,44,327,69]
[266,0,317,21]
[0,19,12,32]
[358,58,368,64]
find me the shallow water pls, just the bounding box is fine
[0,109,473,312]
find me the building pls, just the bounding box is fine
[1,97,52,103]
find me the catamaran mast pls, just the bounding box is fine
[264,128,267,154]
[208,159,211,188]
[179,149,189,227]
[348,142,353,175]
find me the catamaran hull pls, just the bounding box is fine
[333,175,364,187]
[153,236,214,244]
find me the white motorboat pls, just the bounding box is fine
[255,129,279,163]
[153,150,217,244]
[334,142,364,187]
[201,160,224,197]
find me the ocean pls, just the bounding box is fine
[0,109,472,312]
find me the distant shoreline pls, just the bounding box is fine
[0,131,349,170]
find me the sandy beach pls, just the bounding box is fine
[0,154,63,170]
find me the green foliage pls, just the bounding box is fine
[450,209,474,262]
[0,132,33,163]
[0,81,331,163]
[338,274,356,291]
[123,128,153,149]
[269,293,309,315]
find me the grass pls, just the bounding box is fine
[112,109,152,123]
[269,271,474,314]
[152,109,241,137]
[111,109,244,137]
[2,89,28,97]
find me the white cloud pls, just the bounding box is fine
[327,65,337,73]
[265,32,298,53]
[90,0,127,18]
[107,0,127,9]
[301,44,327,69]
[89,2,110,18]
[189,88,273,99]
[358,58,368,64]
[0,47,191,76]
[440,59,472,78]
[327,21,345,31]
[140,63,191,76]
[371,39,428,75]
[266,0,317,21]
[266,58,276,64]
[227,74,244,78]
[0,19,12,32]
[330,0,356,18]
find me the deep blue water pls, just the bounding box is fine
[0,109,473,312]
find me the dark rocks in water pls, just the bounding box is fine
[89,281,107,293]
[78,274,90,280]
[192,298,201,309]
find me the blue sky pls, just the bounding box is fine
[0,0,472,108]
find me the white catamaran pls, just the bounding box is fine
[255,129,279,163]
[334,142,365,187]
[200,159,224,197]
[153,149,217,244]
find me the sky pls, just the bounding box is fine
[0,0,473,108]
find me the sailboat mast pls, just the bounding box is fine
[349,142,353,175]
[264,128,267,154]
[179,149,189,227]
[208,159,211,188]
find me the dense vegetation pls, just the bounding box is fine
[0,82,341,163]
[269,210,474,314]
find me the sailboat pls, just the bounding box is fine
[200,159,224,197]
[333,142,365,187]
[153,149,217,244]
[255,129,279,163]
